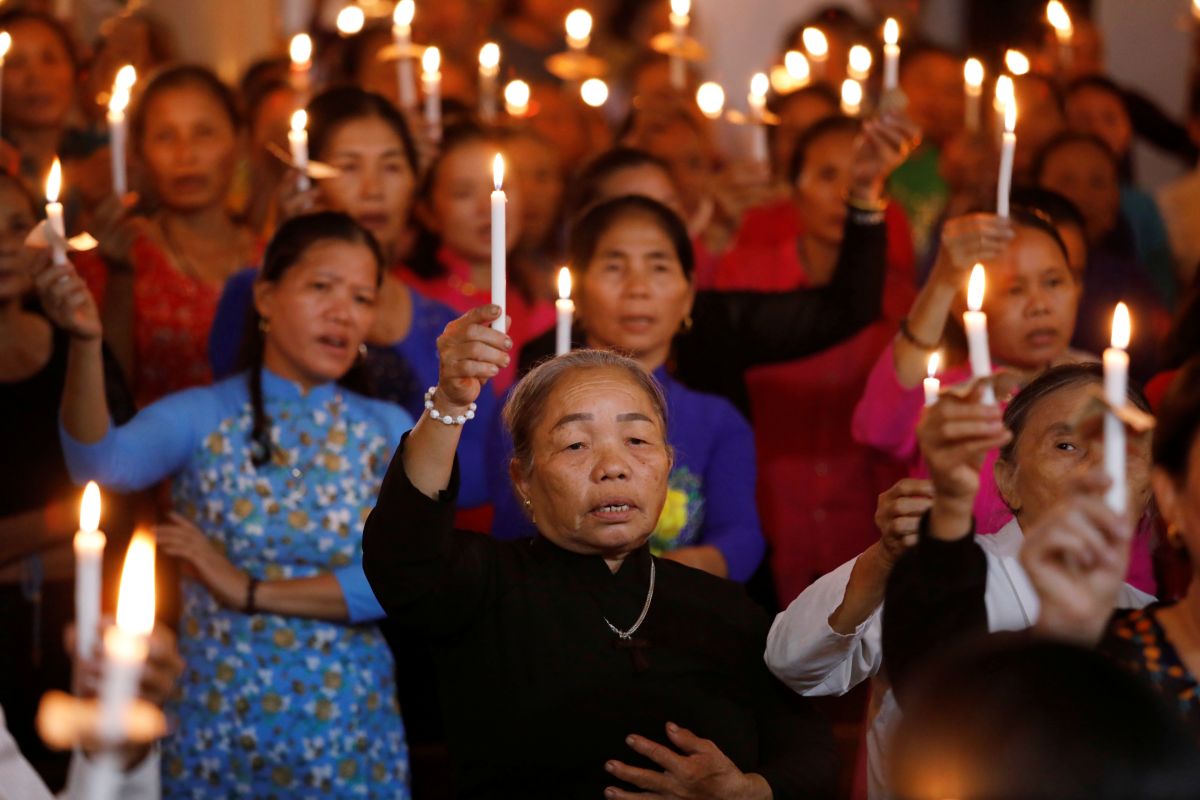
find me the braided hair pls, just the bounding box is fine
[234,212,384,467]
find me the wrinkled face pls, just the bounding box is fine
[594,164,683,219]
[981,226,1079,369]
[139,85,239,211]
[1037,141,1120,244]
[1066,87,1132,160]
[794,128,854,245]
[578,212,695,370]
[900,52,963,146]
[511,367,671,559]
[508,133,564,251]
[255,240,379,388]
[996,381,1152,525]
[423,140,522,263]
[2,18,75,130]
[772,93,838,181]
[0,181,36,302]
[319,116,416,258]
[636,119,712,218]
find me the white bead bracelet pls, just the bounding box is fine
[424,386,477,426]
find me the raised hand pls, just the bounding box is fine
[931,212,1014,290]
[874,478,935,565]
[604,722,772,800]
[32,253,103,341]
[434,305,512,410]
[849,111,922,205]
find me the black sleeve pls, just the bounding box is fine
[685,209,887,371]
[753,675,838,800]
[1123,88,1200,166]
[361,433,500,637]
[882,511,988,709]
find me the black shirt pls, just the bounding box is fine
[363,438,837,799]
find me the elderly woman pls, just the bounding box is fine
[362,309,835,799]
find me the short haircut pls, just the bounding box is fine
[567,195,694,281]
[568,146,674,221]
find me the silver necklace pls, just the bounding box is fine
[604,557,655,640]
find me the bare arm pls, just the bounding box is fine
[0,496,79,568]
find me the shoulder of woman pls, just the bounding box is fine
[656,557,767,623]
[344,392,416,440]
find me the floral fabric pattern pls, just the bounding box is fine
[649,467,703,555]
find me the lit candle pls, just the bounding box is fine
[1103,302,1131,514]
[74,482,105,663]
[1004,48,1030,76]
[847,44,872,82]
[336,4,365,35]
[555,267,574,356]
[479,42,500,122]
[504,79,530,118]
[393,0,417,111]
[748,72,769,164]
[780,50,811,91]
[0,32,11,140]
[963,264,996,405]
[1047,1,1074,71]
[98,531,155,743]
[840,78,863,116]
[963,57,984,133]
[802,28,828,80]
[997,94,1017,218]
[580,78,608,108]
[107,65,135,197]
[288,33,313,101]
[491,154,507,333]
[565,8,592,53]
[288,109,310,192]
[695,81,725,120]
[882,18,900,91]
[924,351,941,407]
[45,158,67,266]
[993,74,1014,145]
[422,46,442,142]
[669,0,690,90]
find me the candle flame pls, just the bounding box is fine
[967,263,986,311]
[557,266,572,299]
[336,5,365,35]
[840,78,863,111]
[1004,93,1017,132]
[1111,302,1131,349]
[80,482,101,533]
[750,72,769,101]
[580,78,608,107]
[964,57,984,88]
[493,153,504,191]
[565,9,592,42]
[802,27,828,58]
[784,50,810,81]
[290,109,307,133]
[1194,0,1200,21]
[695,81,725,119]
[45,158,62,203]
[289,33,313,66]
[927,351,941,379]
[115,531,155,636]
[848,45,873,75]
[1004,49,1030,76]
[108,86,130,115]
[114,64,137,92]
[393,0,415,27]
[0,31,11,60]
[883,18,899,45]
[1047,0,1072,34]
[994,74,1014,107]
[504,79,530,114]
[422,45,441,75]
[479,42,500,70]
[670,0,690,18]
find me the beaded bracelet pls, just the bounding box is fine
[424,386,478,426]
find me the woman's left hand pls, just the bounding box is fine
[157,512,250,610]
[849,111,922,205]
[604,723,772,800]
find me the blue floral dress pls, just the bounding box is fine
[62,370,412,799]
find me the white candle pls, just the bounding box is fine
[565,8,592,53]
[0,32,11,140]
[555,267,574,356]
[288,33,313,101]
[748,72,769,165]
[393,0,417,111]
[964,58,984,133]
[1104,302,1131,515]
[107,66,136,198]
[963,264,996,405]
[580,78,609,108]
[847,45,872,82]
[422,46,441,143]
[695,81,725,120]
[924,351,941,407]
[669,0,690,90]
[491,154,507,333]
[1047,1,1073,71]
[74,482,105,663]
[840,79,863,117]
[994,74,1013,145]
[802,28,828,81]
[882,18,900,91]
[45,158,67,266]
[996,95,1017,218]
[288,109,310,192]
[504,79,530,118]
[479,42,500,123]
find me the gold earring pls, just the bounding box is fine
[258,317,271,333]
[1167,523,1186,550]
[680,314,693,333]
[358,343,368,358]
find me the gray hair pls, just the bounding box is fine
[503,350,670,476]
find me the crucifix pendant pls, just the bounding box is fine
[614,635,651,672]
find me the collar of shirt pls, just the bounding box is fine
[530,535,654,595]
[261,367,337,406]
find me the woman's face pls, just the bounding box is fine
[423,140,522,263]
[2,19,75,130]
[794,128,854,246]
[508,133,564,252]
[982,227,1079,369]
[511,367,672,560]
[254,240,379,389]
[1153,435,1200,571]
[595,164,683,218]
[1066,87,1132,161]
[995,381,1152,526]
[0,182,37,303]
[635,119,713,219]
[139,85,239,212]
[319,116,416,258]
[772,93,838,181]
[1037,141,1120,244]
[578,212,694,370]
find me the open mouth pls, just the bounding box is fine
[317,334,350,352]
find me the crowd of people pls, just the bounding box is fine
[2,0,1200,797]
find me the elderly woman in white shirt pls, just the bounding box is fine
[765,363,1156,799]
